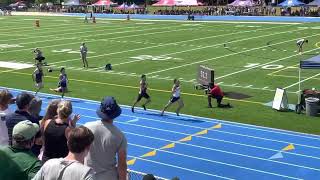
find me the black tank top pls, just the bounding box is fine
[35,69,43,83]
[42,120,69,163]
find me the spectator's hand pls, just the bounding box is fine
[70,114,80,127]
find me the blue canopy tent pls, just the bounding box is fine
[297,55,320,104]
[278,0,305,7]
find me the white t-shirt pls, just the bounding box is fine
[32,158,95,180]
[80,45,88,55]
[172,85,181,98]
[84,120,127,180]
[0,108,11,146]
[297,39,305,46]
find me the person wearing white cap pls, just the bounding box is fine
[1,120,42,180]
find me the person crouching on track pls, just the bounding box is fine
[296,39,308,55]
[161,79,184,116]
[32,64,44,95]
[132,74,151,113]
[33,48,46,66]
[50,68,68,98]
[207,83,231,108]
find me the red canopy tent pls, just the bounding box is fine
[152,0,176,6]
[92,0,116,6]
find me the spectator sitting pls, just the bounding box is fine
[0,89,13,146]
[84,96,127,180]
[42,100,80,163]
[33,126,95,180]
[1,120,42,179]
[6,92,37,146]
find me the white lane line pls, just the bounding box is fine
[128,156,234,180]
[5,86,320,140]
[128,143,304,180]
[124,130,320,161]
[284,73,320,89]
[72,104,320,151]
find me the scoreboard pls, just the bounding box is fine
[198,65,214,86]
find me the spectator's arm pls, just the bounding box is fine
[29,160,42,180]
[117,149,127,180]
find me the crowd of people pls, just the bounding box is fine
[0,89,128,180]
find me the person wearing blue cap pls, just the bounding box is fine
[84,96,127,180]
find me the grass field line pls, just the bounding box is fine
[271,74,320,81]
[267,63,299,76]
[76,106,320,150]
[1,26,188,54]
[84,25,301,69]
[124,130,320,162]
[0,23,166,44]
[284,72,320,89]
[146,34,320,76]
[0,23,126,39]
[0,24,140,42]
[51,64,301,94]
[0,22,96,34]
[5,71,264,105]
[2,21,291,55]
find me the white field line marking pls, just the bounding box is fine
[72,105,320,150]
[284,73,320,89]
[147,33,320,76]
[5,86,320,140]
[50,25,288,66]
[268,63,299,76]
[0,24,137,42]
[128,142,311,179]
[89,25,300,69]
[103,18,302,25]
[0,24,173,47]
[1,26,188,54]
[216,47,320,80]
[129,156,234,180]
[124,130,320,161]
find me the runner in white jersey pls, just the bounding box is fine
[80,43,88,68]
[32,64,44,95]
[161,79,184,116]
[296,39,308,55]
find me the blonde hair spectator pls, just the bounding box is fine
[57,101,72,120]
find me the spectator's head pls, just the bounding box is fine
[0,89,13,109]
[57,100,72,120]
[16,92,34,111]
[67,126,94,155]
[143,174,156,180]
[12,120,39,149]
[96,96,121,121]
[43,99,61,121]
[28,98,42,118]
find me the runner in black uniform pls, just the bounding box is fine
[50,68,68,98]
[131,74,151,113]
[32,64,44,95]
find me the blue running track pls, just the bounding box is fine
[3,87,320,180]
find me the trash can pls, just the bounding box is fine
[305,97,319,116]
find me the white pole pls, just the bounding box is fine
[298,67,301,104]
